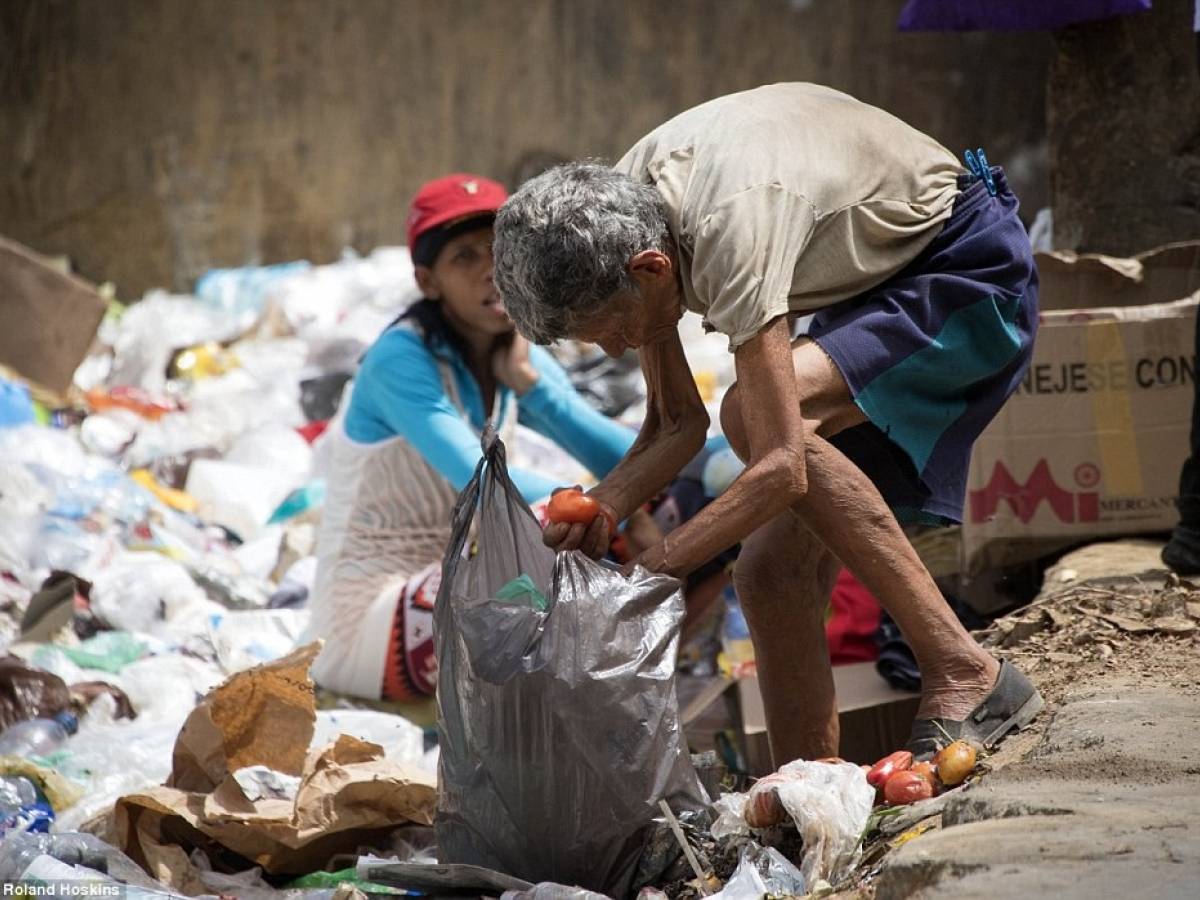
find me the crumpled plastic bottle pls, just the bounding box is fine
[0,830,169,890]
[0,712,78,758]
[0,776,38,814]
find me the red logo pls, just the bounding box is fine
[1074,463,1101,489]
[969,459,1100,524]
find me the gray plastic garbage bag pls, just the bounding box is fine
[435,431,706,897]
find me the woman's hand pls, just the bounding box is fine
[492,331,539,395]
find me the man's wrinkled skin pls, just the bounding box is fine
[544,248,999,765]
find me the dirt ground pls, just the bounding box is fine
[830,539,1200,898]
[981,545,1200,708]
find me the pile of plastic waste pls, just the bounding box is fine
[0,248,457,895]
[0,241,797,899]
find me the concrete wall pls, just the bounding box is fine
[1047,0,1200,255]
[0,0,1050,296]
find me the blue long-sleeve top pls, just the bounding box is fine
[343,324,636,502]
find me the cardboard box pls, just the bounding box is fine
[738,663,920,774]
[960,242,1200,575]
[0,235,107,394]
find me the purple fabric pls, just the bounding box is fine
[897,0,1152,32]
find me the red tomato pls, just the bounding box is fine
[867,750,913,788]
[884,770,934,805]
[910,761,939,792]
[547,489,602,525]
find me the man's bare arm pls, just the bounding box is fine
[589,329,710,517]
[632,315,808,578]
[546,328,709,557]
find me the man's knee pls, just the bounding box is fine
[734,523,834,612]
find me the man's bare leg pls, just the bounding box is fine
[722,341,999,727]
[734,512,841,764]
[792,434,998,721]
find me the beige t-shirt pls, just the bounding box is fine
[615,82,962,349]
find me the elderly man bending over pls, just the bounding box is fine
[493,83,1042,763]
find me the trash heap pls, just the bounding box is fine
[0,241,981,899]
[0,248,453,896]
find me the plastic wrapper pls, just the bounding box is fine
[112,654,225,722]
[0,461,50,574]
[267,248,417,342]
[78,410,142,459]
[190,558,273,609]
[194,260,313,329]
[105,292,246,392]
[59,632,147,673]
[0,656,71,731]
[0,427,157,555]
[123,348,306,471]
[207,608,309,674]
[24,648,89,688]
[0,425,90,479]
[435,432,706,897]
[711,760,874,886]
[268,481,327,524]
[710,845,805,900]
[231,766,302,802]
[122,410,235,470]
[0,429,153,574]
[0,830,165,889]
[224,424,313,480]
[501,885,613,900]
[129,469,198,513]
[185,459,300,541]
[49,657,222,833]
[564,350,646,417]
[312,710,425,767]
[88,552,216,638]
[167,342,240,381]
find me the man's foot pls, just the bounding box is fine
[913,652,999,722]
[906,660,1043,759]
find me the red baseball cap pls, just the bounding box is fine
[405,173,508,253]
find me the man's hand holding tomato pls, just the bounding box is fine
[543,487,620,560]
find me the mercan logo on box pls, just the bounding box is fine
[969,459,1101,524]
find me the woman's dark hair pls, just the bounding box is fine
[394,298,469,358]
[392,215,497,357]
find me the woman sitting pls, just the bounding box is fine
[304,174,634,701]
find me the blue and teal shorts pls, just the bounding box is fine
[809,167,1039,526]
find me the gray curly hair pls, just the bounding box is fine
[493,162,670,344]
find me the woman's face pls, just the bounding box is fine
[418,226,514,340]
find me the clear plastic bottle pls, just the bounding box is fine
[0,712,78,758]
